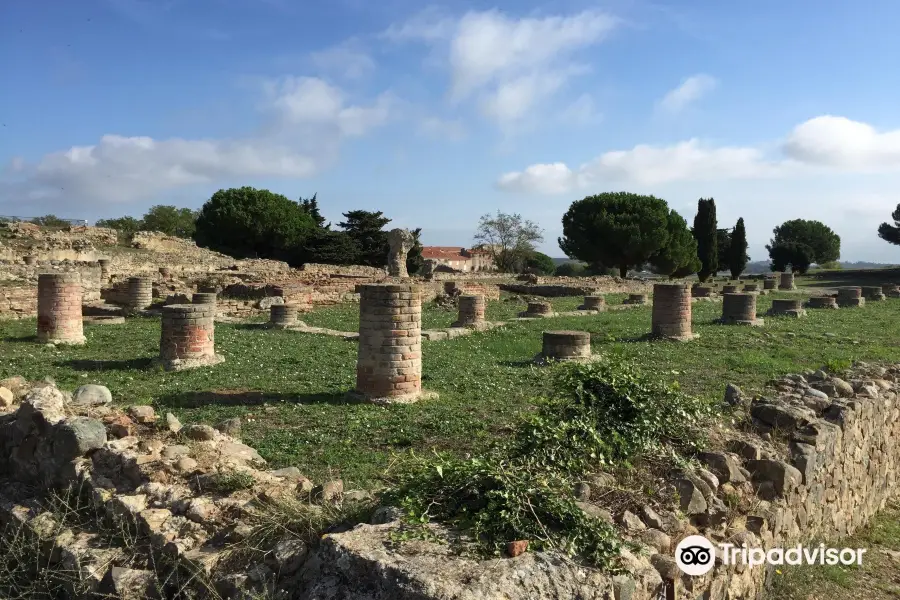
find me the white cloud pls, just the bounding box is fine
[496,163,580,194]
[783,115,900,169]
[418,117,467,141]
[309,42,375,79]
[2,77,394,210]
[658,74,717,113]
[558,93,602,125]
[385,9,617,127]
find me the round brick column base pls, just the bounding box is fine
[452,295,487,328]
[577,295,606,311]
[862,286,885,301]
[837,287,865,308]
[155,354,225,372]
[650,284,694,341]
[38,332,86,345]
[519,301,555,318]
[837,298,865,308]
[767,299,806,318]
[535,330,593,364]
[624,294,648,305]
[763,279,777,290]
[806,297,839,309]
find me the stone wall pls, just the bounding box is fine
[299,263,388,277]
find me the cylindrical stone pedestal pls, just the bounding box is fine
[742,284,759,293]
[352,284,432,405]
[578,295,606,311]
[722,285,739,294]
[862,286,885,301]
[127,277,154,312]
[452,295,486,328]
[158,304,224,371]
[763,279,777,290]
[192,292,217,305]
[767,298,806,318]
[837,287,864,308]
[625,293,648,305]
[882,283,900,298]
[806,296,839,309]
[23,256,37,266]
[159,267,172,279]
[519,301,553,318]
[779,273,796,290]
[98,259,110,282]
[692,286,714,298]
[651,284,695,340]
[720,293,764,326]
[537,331,592,362]
[198,285,217,294]
[270,304,300,328]
[37,272,86,345]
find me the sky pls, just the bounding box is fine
[3,0,900,262]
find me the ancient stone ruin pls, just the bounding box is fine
[624,293,648,305]
[721,284,738,294]
[763,278,777,290]
[862,285,885,301]
[837,286,865,308]
[650,283,695,341]
[719,293,764,326]
[270,304,301,328]
[157,304,225,371]
[536,330,592,363]
[36,272,86,345]
[127,276,154,313]
[806,296,839,309]
[767,298,806,318]
[519,301,554,318]
[577,295,606,311]
[386,228,414,278]
[451,294,486,329]
[882,283,900,298]
[779,272,796,290]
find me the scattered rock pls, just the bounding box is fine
[165,413,182,434]
[54,417,107,460]
[175,457,199,473]
[724,383,745,406]
[639,505,664,530]
[315,480,344,502]
[269,538,309,576]
[270,467,303,480]
[619,510,646,531]
[698,452,746,484]
[830,377,854,398]
[650,554,680,580]
[0,376,28,398]
[98,567,161,600]
[637,528,671,553]
[216,417,242,438]
[162,445,191,460]
[183,424,217,441]
[370,506,403,525]
[104,414,134,438]
[745,459,802,496]
[577,502,614,524]
[128,405,157,424]
[506,540,529,558]
[697,468,720,491]
[344,490,373,503]
[257,296,284,310]
[573,481,591,502]
[0,387,15,408]
[72,384,112,406]
[675,479,707,514]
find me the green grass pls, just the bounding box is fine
[3,292,900,488]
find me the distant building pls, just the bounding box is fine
[421,246,496,272]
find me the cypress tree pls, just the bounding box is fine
[691,198,718,282]
[728,217,749,279]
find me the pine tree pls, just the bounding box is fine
[728,217,749,279]
[299,193,327,228]
[691,198,718,282]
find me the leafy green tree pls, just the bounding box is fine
[473,212,544,273]
[651,210,701,278]
[524,251,557,275]
[559,192,671,278]
[193,186,316,260]
[768,241,814,274]
[296,229,361,265]
[29,214,70,228]
[96,216,143,241]
[407,228,425,275]
[728,218,749,279]
[555,262,587,277]
[140,205,197,238]
[716,228,731,274]
[299,193,327,228]
[338,210,391,267]
[692,198,718,282]
[877,204,900,246]
[766,219,840,268]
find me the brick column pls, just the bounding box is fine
[98,259,110,283]
[37,272,86,345]
[537,331,592,362]
[720,293,764,325]
[351,284,434,405]
[270,304,300,328]
[742,283,760,293]
[779,272,796,290]
[578,295,606,310]
[806,296,839,309]
[192,292,217,305]
[862,286,885,301]
[451,295,486,328]
[767,298,806,318]
[157,304,224,371]
[127,277,153,312]
[722,284,739,294]
[837,287,864,307]
[692,286,713,298]
[519,301,553,318]
[651,284,695,340]
[763,279,777,290]
[625,293,648,305]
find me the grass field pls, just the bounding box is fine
[2,289,900,491]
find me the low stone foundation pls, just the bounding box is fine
[719,293,764,326]
[837,287,865,308]
[767,298,806,318]
[862,286,885,301]
[519,301,554,318]
[742,283,759,293]
[721,285,739,294]
[535,330,592,363]
[807,296,839,309]
[577,295,606,311]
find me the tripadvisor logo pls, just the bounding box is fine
[675,535,867,576]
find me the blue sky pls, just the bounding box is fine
[3,0,900,261]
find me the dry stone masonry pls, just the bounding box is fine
[36,272,86,345]
[650,283,695,341]
[767,298,807,318]
[157,304,224,371]
[779,272,796,290]
[351,284,434,405]
[451,294,486,329]
[536,331,592,363]
[807,296,839,309]
[837,286,865,308]
[127,276,154,312]
[720,293,764,326]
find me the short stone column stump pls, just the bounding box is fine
[882,283,900,298]
[720,293,764,326]
[651,283,696,340]
[624,293,648,305]
[192,292,217,306]
[837,287,865,308]
[577,295,606,311]
[767,298,806,318]
[763,279,777,290]
[270,304,301,328]
[721,284,739,294]
[779,272,796,290]
[692,286,714,298]
[452,295,488,329]
[519,301,554,318]
[862,286,885,301]
[742,283,760,293]
[127,277,154,313]
[98,258,111,282]
[535,331,593,363]
[37,272,86,345]
[806,296,839,309]
[349,284,436,405]
[157,304,224,371]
